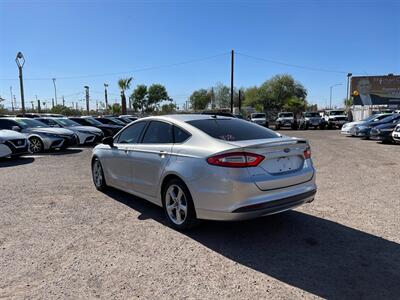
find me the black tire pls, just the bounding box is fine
[320,124,326,130]
[162,178,197,231]
[275,124,280,130]
[29,136,44,153]
[92,157,107,191]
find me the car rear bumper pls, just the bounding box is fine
[196,187,316,221]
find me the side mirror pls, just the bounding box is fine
[12,126,21,132]
[102,136,114,147]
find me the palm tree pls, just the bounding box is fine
[118,77,133,115]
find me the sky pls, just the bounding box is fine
[0,0,399,110]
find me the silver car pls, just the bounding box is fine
[37,117,104,145]
[91,115,316,230]
[0,117,78,153]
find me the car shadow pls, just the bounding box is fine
[37,148,83,156]
[103,188,400,299]
[0,157,35,168]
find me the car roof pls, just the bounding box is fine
[141,114,233,123]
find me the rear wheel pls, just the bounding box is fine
[92,158,107,191]
[162,178,197,231]
[29,137,43,153]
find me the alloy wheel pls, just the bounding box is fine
[165,184,188,225]
[29,137,42,153]
[92,160,103,188]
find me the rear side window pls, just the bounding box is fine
[116,122,146,144]
[142,121,173,144]
[0,119,16,130]
[173,126,191,143]
[187,119,279,141]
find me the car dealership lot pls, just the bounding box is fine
[0,131,399,299]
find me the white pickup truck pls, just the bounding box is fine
[323,110,348,129]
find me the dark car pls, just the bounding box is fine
[370,119,400,143]
[201,111,237,118]
[351,114,399,138]
[95,116,127,127]
[118,115,138,123]
[69,117,123,137]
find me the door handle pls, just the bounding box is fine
[159,150,166,157]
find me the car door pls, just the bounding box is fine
[102,121,147,190]
[132,121,174,198]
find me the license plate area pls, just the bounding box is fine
[263,156,303,174]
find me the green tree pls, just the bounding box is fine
[282,97,306,115]
[112,103,121,115]
[161,103,176,114]
[189,89,212,110]
[344,97,353,107]
[147,84,170,112]
[118,77,133,115]
[243,74,307,112]
[131,84,148,113]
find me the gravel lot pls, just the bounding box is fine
[1,130,399,299]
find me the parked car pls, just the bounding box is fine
[298,112,325,129]
[341,113,391,135]
[69,117,122,137]
[275,112,296,130]
[0,129,29,158]
[91,115,316,230]
[119,115,138,123]
[323,110,348,129]
[95,116,127,126]
[201,111,237,118]
[351,114,400,138]
[370,119,400,143]
[0,117,78,153]
[392,123,400,144]
[249,113,269,127]
[36,117,104,145]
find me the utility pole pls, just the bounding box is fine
[36,95,41,112]
[52,98,55,109]
[104,83,109,112]
[346,73,352,107]
[329,83,342,109]
[210,87,214,109]
[31,101,34,110]
[84,86,90,113]
[62,96,65,107]
[15,52,26,116]
[52,78,57,105]
[10,86,13,112]
[230,49,234,113]
[13,96,17,111]
[238,89,242,112]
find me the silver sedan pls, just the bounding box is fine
[91,115,317,230]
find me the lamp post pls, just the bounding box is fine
[104,83,109,112]
[52,78,57,105]
[329,83,342,109]
[346,73,352,106]
[15,52,26,116]
[84,86,90,113]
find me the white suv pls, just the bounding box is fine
[250,113,268,127]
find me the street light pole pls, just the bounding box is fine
[329,83,342,109]
[84,86,90,113]
[10,86,13,112]
[346,73,352,106]
[230,49,234,113]
[52,78,57,105]
[104,83,109,112]
[15,52,26,116]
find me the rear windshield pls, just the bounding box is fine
[279,113,293,117]
[187,118,279,141]
[304,112,320,117]
[251,113,265,118]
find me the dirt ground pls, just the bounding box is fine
[1,130,399,299]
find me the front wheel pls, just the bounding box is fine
[29,137,43,153]
[92,158,107,191]
[162,179,197,231]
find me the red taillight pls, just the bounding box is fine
[207,152,264,168]
[304,146,311,159]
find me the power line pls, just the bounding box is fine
[236,52,349,74]
[0,52,229,81]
